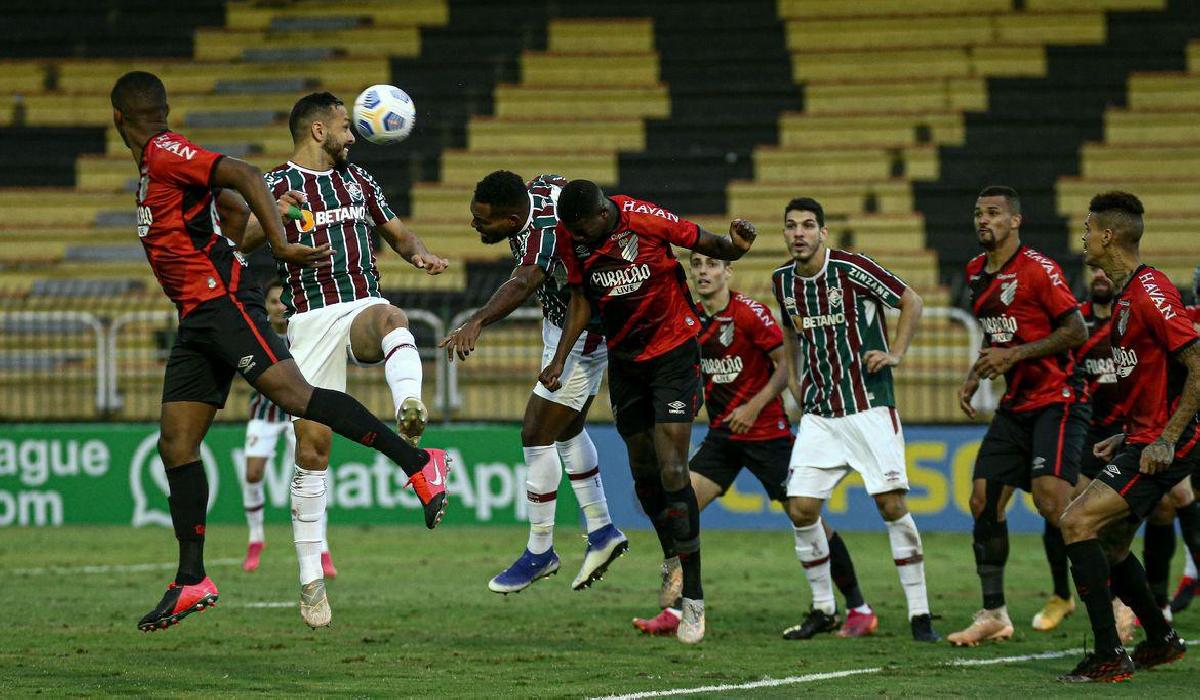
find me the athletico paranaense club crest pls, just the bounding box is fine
[1117,305,1130,336]
[1000,279,1019,306]
[616,231,638,262]
[719,321,735,347]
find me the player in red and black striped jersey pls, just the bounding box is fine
[949,186,1090,647]
[1057,192,1194,682]
[112,72,448,633]
[541,180,756,644]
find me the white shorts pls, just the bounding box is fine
[287,296,391,393]
[531,319,608,412]
[787,406,909,499]
[244,419,295,459]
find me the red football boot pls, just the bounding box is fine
[138,577,219,631]
[837,608,879,638]
[407,448,450,529]
[633,608,680,636]
[321,551,338,579]
[242,541,263,572]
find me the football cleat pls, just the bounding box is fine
[837,608,878,638]
[406,448,450,529]
[910,613,942,642]
[633,608,681,636]
[659,556,682,609]
[1057,649,1134,683]
[321,551,338,579]
[137,577,219,632]
[572,524,629,590]
[1170,576,1199,613]
[1131,629,1186,670]
[396,397,428,447]
[947,607,1014,646]
[1113,599,1136,644]
[783,608,840,640]
[299,579,331,629]
[488,548,560,594]
[242,541,263,572]
[677,598,705,644]
[1032,594,1075,631]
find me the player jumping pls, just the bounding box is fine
[771,198,939,642]
[112,73,448,633]
[441,170,626,593]
[1057,191,1193,682]
[541,180,756,644]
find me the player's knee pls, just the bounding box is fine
[659,462,689,491]
[245,462,265,483]
[1148,498,1175,526]
[381,305,408,334]
[520,423,553,447]
[295,437,331,470]
[157,433,198,467]
[873,492,908,521]
[1058,507,1094,543]
[968,491,988,520]
[786,499,820,527]
[1033,492,1065,525]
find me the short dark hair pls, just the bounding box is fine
[1089,190,1144,246]
[473,170,527,212]
[784,197,824,227]
[557,180,606,224]
[110,71,167,121]
[289,92,344,142]
[977,185,1021,214]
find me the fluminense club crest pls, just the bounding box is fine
[345,181,364,201]
[827,287,844,308]
[1000,279,1019,306]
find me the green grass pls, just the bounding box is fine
[0,526,1195,697]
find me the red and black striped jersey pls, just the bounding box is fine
[1075,300,1119,426]
[967,245,1079,413]
[697,291,789,441]
[1109,265,1199,447]
[135,131,245,317]
[557,195,700,362]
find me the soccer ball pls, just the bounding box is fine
[352,84,416,145]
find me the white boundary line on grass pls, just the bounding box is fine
[233,601,295,609]
[590,642,1198,700]
[8,557,242,576]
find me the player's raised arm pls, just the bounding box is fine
[441,264,546,361]
[219,189,306,253]
[538,286,590,391]
[691,219,757,261]
[211,157,330,267]
[377,217,448,275]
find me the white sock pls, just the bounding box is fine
[524,444,561,555]
[382,326,422,411]
[1186,547,1198,580]
[243,480,265,543]
[794,518,836,615]
[291,466,327,585]
[886,513,930,619]
[557,430,611,533]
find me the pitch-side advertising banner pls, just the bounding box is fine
[0,423,1053,532]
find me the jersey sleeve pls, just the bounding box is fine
[264,168,291,197]
[742,298,784,352]
[150,139,222,190]
[555,223,583,285]
[518,223,557,272]
[353,166,396,227]
[843,252,907,308]
[772,271,796,333]
[1036,260,1080,321]
[1143,282,1199,354]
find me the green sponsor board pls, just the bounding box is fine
[0,423,577,528]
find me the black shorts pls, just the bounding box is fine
[162,288,291,408]
[608,339,703,437]
[973,402,1090,491]
[1095,442,1200,520]
[689,430,793,502]
[1079,421,1125,480]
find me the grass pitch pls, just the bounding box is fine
[0,525,1196,696]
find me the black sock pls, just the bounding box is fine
[303,387,427,476]
[1111,553,1170,640]
[828,530,866,609]
[634,478,675,559]
[1067,539,1121,652]
[1143,521,1177,608]
[165,461,207,586]
[973,516,1009,610]
[1043,522,1072,600]
[1176,502,1200,571]
[665,484,703,601]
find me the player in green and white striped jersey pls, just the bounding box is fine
[771,197,939,642]
[236,92,448,629]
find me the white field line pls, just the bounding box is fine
[8,557,241,575]
[590,641,1199,700]
[232,601,295,609]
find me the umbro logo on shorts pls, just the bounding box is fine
[1031,456,1046,471]
[666,400,687,415]
[1104,463,1121,478]
[239,355,256,373]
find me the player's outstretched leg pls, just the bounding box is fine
[489,443,562,594]
[1033,522,1075,631]
[291,457,332,629]
[562,430,627,590]
[949,479,1014,646]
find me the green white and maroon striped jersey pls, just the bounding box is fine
[264,161,394,316]
[508,174,572,327]
[771,249,908,418]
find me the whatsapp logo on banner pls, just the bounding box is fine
[129,431,219,527]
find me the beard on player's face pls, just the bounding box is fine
[324,137,350,168]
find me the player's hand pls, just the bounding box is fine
[958,376,980,420]
[439,318,483,362]
[726,403,762,434]
[411,252,449,275]
[1140,437,1175,474]
[276,190,306,220]
[863,350,902,374]
[539,358,566,392]
[274,242,332,268]
[1093,432,1125,462]
[729,219,757,253]
[973,347,1018,380]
